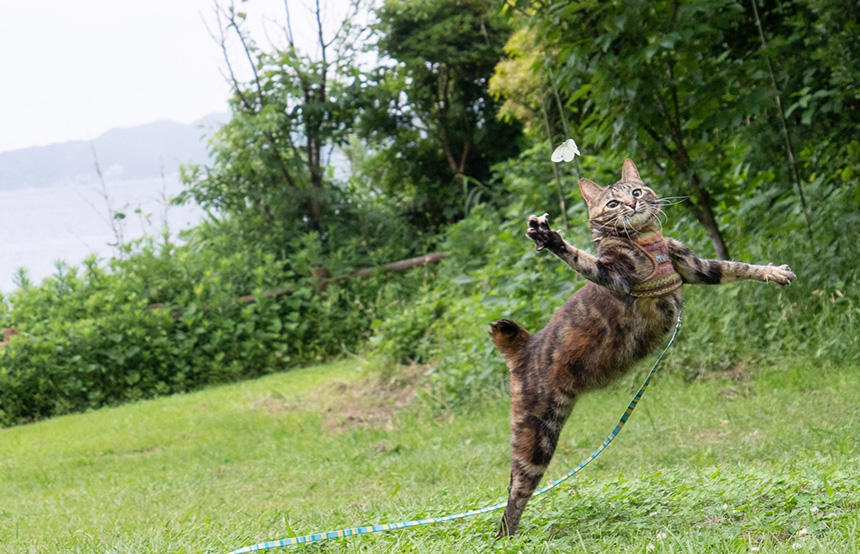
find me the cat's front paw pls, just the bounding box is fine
[526,213,564,252]
[764,264,796,286]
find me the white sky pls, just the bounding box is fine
[0,0,355,153]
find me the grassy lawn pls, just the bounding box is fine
[1,357,858,553]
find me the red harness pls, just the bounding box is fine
[630,232,683,297]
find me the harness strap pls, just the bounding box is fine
[630,231,683,297]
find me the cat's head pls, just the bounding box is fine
[579,159,660,238]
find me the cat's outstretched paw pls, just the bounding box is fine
[764,264,796,285]
[526,213,564,252]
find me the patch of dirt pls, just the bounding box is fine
[716,382,755,399]
[320,364,429,433]
[258,397,282,415]
[703,514,724,526]
[708,366,752,382]
[251,363,429,433]
[372,440,390,453]
[108,445,163,458]
[254,392,298,416]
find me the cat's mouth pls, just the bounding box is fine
[622,206,656,232]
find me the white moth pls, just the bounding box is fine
[550,138,580,163]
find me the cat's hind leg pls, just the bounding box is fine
[497,395,573,537]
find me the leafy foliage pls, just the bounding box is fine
[2,0,856,424]
[356,0,522,227]
[0,225,431,427]
[494,0,857,261]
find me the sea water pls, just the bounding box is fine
[0,176,204,293]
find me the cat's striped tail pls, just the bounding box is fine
[489,319,530,360]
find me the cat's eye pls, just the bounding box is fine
[606,200,620,209]
[632,189,642,198]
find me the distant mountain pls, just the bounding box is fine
[0,113,228,189]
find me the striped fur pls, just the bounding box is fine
[490,159,795,537]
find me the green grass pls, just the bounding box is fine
[1,357,858,553]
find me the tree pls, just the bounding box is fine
[499,0,858,258]
[181,1,360,241]
[529,0,771,258]
[357,0,522,227]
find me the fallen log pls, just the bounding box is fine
[351,252,447,280]
[238,287,289,304]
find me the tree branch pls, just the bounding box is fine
[749,0,813,242]
[208,1,301,196]
[315,0,327,69]
[283,0,295,47]
[204,6,254,111]
[642,123,676,160]
[667,62,682,132]
[221,4,266,109]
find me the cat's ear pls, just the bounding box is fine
[579,178,603,204]
[621,158,643,183]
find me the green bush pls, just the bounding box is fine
[0,221,431,427]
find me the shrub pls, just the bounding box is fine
[0,223,431,427]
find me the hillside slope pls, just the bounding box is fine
[0,359,857,552]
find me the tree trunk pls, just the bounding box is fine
[306,102,323,229]
[651,85,732,260]
[688,173,731,260]
[308,144,323,229]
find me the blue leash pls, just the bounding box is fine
[229,313,683,553]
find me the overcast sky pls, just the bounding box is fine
[0,0,352,153]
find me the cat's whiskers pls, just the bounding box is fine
[648,204,668,227]
[657,196,688,207]
[591,219,615,234]
[621,216,634,241]
[649,207,665,234]
[611,217,624,238]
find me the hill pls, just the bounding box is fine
[0,113,227,189]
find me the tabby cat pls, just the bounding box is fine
[490,159,795,537]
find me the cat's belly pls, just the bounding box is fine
[540,282,683,393]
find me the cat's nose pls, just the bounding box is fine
[626,201,637,209]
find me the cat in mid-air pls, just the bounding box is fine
[490,159,795,536]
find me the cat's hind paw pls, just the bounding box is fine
[526,213,564,253]
[764,264,796,286]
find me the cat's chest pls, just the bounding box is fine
[634,286,683,309]
[630,288,684,336]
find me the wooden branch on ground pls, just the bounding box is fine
[350,252,447,280]
[238,287,289,305]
